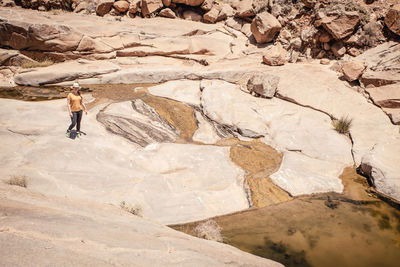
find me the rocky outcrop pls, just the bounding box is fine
[141,0,163,16]
[341,61,365,82]
[361,140,400,201]
[262,44,287,66]
[385,4,400,35]
[251,12,281,44]
[245,72,279,98]
[320,11,360,40]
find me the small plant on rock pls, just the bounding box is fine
[194,220,223,242]
[120,201,143,217]
[333,116,353,134]
[21,58,54,69]
[5,175,28,188]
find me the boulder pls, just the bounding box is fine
[218,4,235,20]
[113,0,130,13]
[262,44,287,66]
[96,0,114,16]
[74,1,88,13]
[171,0,204,6]
[141,0,163,16]
[201,0,213,11]
[331,41,346,58]
[385,4,400,35]
[246,72,280,98]
[320,58,330,65]
[159,8,176,18]
[1,0,16,7]
[361,140,400,201]
[162,0,171,6]
[341,61,365,82]
[128,0,141,15]
[235,0,267,18]
[183,10,202,22]
[321,11,360,40]
[203,7,220,24]
[251,12,281,44]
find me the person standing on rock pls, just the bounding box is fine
[66,82,87,138]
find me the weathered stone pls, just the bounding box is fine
[262,44,287,66]
[365,83,400,124]
[361,140,400,201]
[347,47,360,57]
[171,0,204,6]
[200,0,213,11]
[235,0,267,18]
[76,36,115,53]
[300,26,317,43]
[203,7,220,24]
[331,41,346,58]
[246,72,280,98]
[1,0,16,7]
[218,4,235,20]
[159,8,176,18]
[360,70,400,87]
[323,42,331,51]
[290,37,302,50]
[183,10,202,22]
[192,111,221,144]
[321,11,360,40]
[113,0,130,13]
[96,0,114,16]
[385,4,400,35]
[319,31,332,43]
[141,0,163,16]
[162,0,171,7]
[225,17,244,31]
[74,1,88,13]
[341,61,365,82]
[251,12,281,44]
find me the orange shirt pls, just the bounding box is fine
[67,93,83,112]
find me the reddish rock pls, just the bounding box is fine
[203,7,220,24]
[159,8,176,18]
[128,0,141,15]
[319,31,332,43]
[385,4,400,35]
[251,12,281,44]
[341,61,365,82]
[141,0,163,16]
[201,0,213,11]
[321,11,360,40]
[347,47,360,57]
[162,0,171,7]
[114,1,130,13]
[331,41,346,58]
[96,0,114,16]
[262,44,287,66]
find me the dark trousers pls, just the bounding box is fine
[68,110,83,132]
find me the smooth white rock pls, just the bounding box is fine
[361,139,400,201]
[270,151,345,196]
[192,111,221,144]
[148,80,201,106]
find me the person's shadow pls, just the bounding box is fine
[66,130,87,140]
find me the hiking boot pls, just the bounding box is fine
[66,130,71,137]
[77,131,81,137]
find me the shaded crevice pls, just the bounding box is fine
[361,87,399,125]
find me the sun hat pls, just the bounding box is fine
[71,82,80,89]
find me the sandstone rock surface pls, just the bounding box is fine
[361,140,400,201]
[0,184,281,266]
[251,12,281,44]
[245,72,280,98]
[365,83,400,124]
[148,80,201,106]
